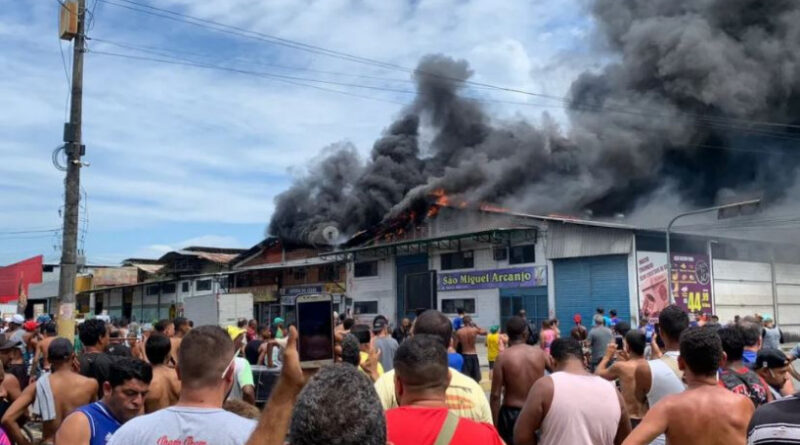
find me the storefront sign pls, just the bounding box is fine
[280,293,342,306]
[280,285,323,296]
[637,251,713,322]
[438,266,546,291]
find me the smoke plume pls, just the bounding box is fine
[269,0,800,244]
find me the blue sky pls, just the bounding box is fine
[0,0,600,265]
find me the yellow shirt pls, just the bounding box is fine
[359,351,384,377]
[487,332,501,362]
[374,368,492,423]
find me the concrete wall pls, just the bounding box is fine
[713,260,773,323]
[433,247,503,329]
[774,263,800,331]
[347,239,547,329]
[347,257,395,324]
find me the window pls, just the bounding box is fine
[509,244,536,264]
[292,268,306,281]
[162,283,176,294]
[441,251,474,270]
[181,282,190,293]
[493,247,508,261]
[195,279,212,292]
[442,298,476,314]
[353,301,379,315]
[146,285,159,296]
[354,261,379,277]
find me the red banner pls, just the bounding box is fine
[0,256,43,304]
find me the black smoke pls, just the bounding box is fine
[269,0,800,244]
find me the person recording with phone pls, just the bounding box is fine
[595,330,649,428]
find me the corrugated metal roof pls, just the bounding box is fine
[546,223,633,259]
[129,263,164,274]
[160,250,240,265]
[234,256,337,271]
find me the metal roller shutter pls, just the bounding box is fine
[555,255,630,330]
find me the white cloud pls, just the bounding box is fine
[0,0,599,261]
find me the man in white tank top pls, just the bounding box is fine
[514,337,631,445]
[633,305,689,445]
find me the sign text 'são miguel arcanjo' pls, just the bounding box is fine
[438,266,546,291]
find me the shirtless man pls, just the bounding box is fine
[134,323,153,362]
[622,327,754,445]
[595,330,648,428]
[154,319,176,367]
[2,338,98,445]
[455,315,487,383]
[490,316,549,445]
[31,321,58,375]
[169,317,190,368]
[143,334,180,413]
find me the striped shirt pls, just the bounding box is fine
[747,394,800,444]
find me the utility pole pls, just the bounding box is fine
[57,0,87,341]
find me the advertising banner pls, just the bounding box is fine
[638,251,713,321]
[438,266,546,291]
[637,252,669,322]
[671,254,713,315]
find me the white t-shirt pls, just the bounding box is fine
[228,357,254,401]
[108,406,256,445]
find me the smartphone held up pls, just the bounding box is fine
[295,294,335,369]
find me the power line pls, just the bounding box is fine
[96,0,800,135]
[0,228,62,235]
[97,0,407,71]
[90,37,425,86]
[90,50,406,105]
[90,49,415,94]
[87,37,800,146]
[87,48,800,158]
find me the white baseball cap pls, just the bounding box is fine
[11,314,24,324]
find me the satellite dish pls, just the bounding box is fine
[322,225,340,244]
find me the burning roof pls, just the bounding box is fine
[269,1,800,247]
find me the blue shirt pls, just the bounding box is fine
[448,352,464,372]
[452,317,463,331]
[743,349,757,365]
[76,401,121,445]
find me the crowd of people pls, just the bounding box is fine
[0,306,795,444]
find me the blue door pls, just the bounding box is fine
[395,254,429,324]
[500,287,548,333]
[554,255,629,331]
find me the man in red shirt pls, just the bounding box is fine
[386,334,503,445]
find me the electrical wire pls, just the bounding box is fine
[87,37,800,145]
[87,0,100,31]
[90,37,423,86]
[96,0,800,134]
[89,50,406,105]
[0,228,61,235]
[88,48,800,157]
[58,40,72,121]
